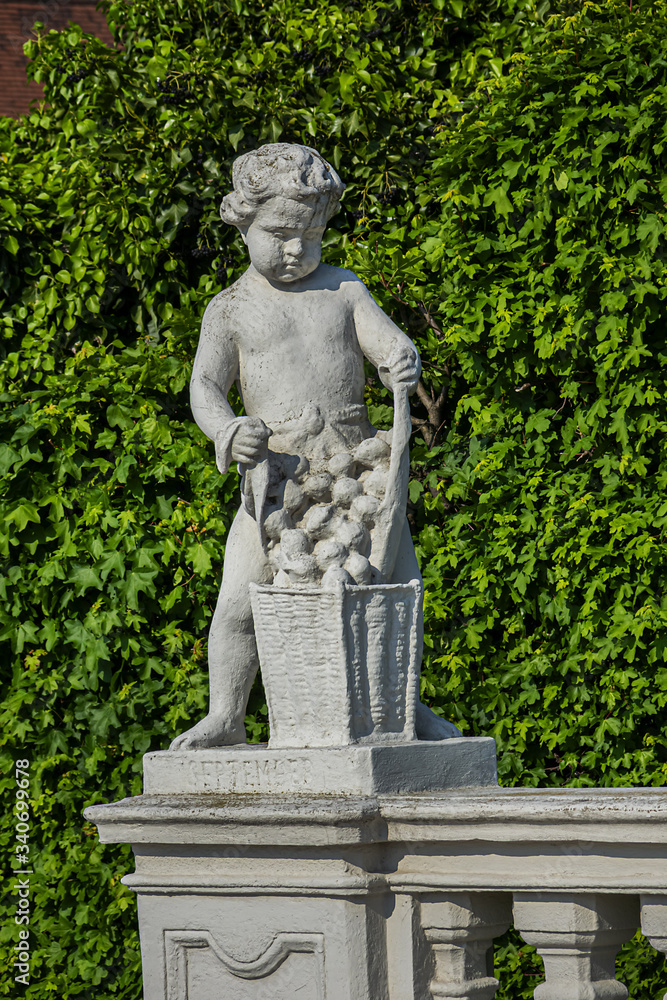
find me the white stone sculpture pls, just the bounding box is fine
[169,142,461,751]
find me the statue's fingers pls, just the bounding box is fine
[245,422,272,441]
[241,440,263,453]
[244,432,269,449]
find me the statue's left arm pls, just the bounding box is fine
[350,279,421,393]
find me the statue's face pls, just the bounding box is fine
[243,196,327,283]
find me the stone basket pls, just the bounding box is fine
[249,580,422,748]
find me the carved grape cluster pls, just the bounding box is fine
[263,437,392,589]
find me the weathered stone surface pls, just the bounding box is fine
[138,894,384,1000]
[170,143,460,750]
[513,893,639,1000]
[144,738,498,797]
[84,787,667,1000]
[250,580,423,747]
[419,892,512,1000]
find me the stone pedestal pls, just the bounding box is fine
[88,741,498,1000]
[90,790,392,1000]
[144,738,497,796]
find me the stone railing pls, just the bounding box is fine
[87,783,667,1000]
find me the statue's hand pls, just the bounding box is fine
[231,417,272,466]
[379,345,421,393]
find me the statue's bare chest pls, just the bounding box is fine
[234,291,360,375]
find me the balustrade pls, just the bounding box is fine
[87,783,667,1000]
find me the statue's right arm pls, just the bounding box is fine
[190,296,240,443]
[190,296,271,472]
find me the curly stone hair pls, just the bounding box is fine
[220,143,345,228]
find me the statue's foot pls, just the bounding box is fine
[416,701,462,741]
[169,712,247,750]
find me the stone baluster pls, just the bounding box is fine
[513,892,639,1000]
[418,892,512,1000]
[640,895,667,999]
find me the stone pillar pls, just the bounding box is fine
[385,893,430,1000]
[86,793,393,1000]
[513,892,639,1000]
[135,888,388,1000]
[640,895,667,999]
[418,892,512,1000]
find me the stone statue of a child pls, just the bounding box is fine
[170,143,460,749]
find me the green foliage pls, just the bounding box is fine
[353,0,667,792]
[1,0,666,994]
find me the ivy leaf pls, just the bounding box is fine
[228,125,245,151]
[191,544,212,576]
[6,502,41,530]
[121,570,159,610]
[483,186,513,215]
[70,564,103,596]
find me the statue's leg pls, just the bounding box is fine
[169,506,271,750]
[392,519,462,741]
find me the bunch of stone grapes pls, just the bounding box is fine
[263,436,392,589]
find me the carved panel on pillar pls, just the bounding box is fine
[419,892,512,1000]
[513,893,639,1000]
[164,929,325,1000]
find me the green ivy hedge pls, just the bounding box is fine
[1,0,666,995]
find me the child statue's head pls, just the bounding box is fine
[221,143,345,284]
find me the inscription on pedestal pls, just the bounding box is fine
[181,754,314,794]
